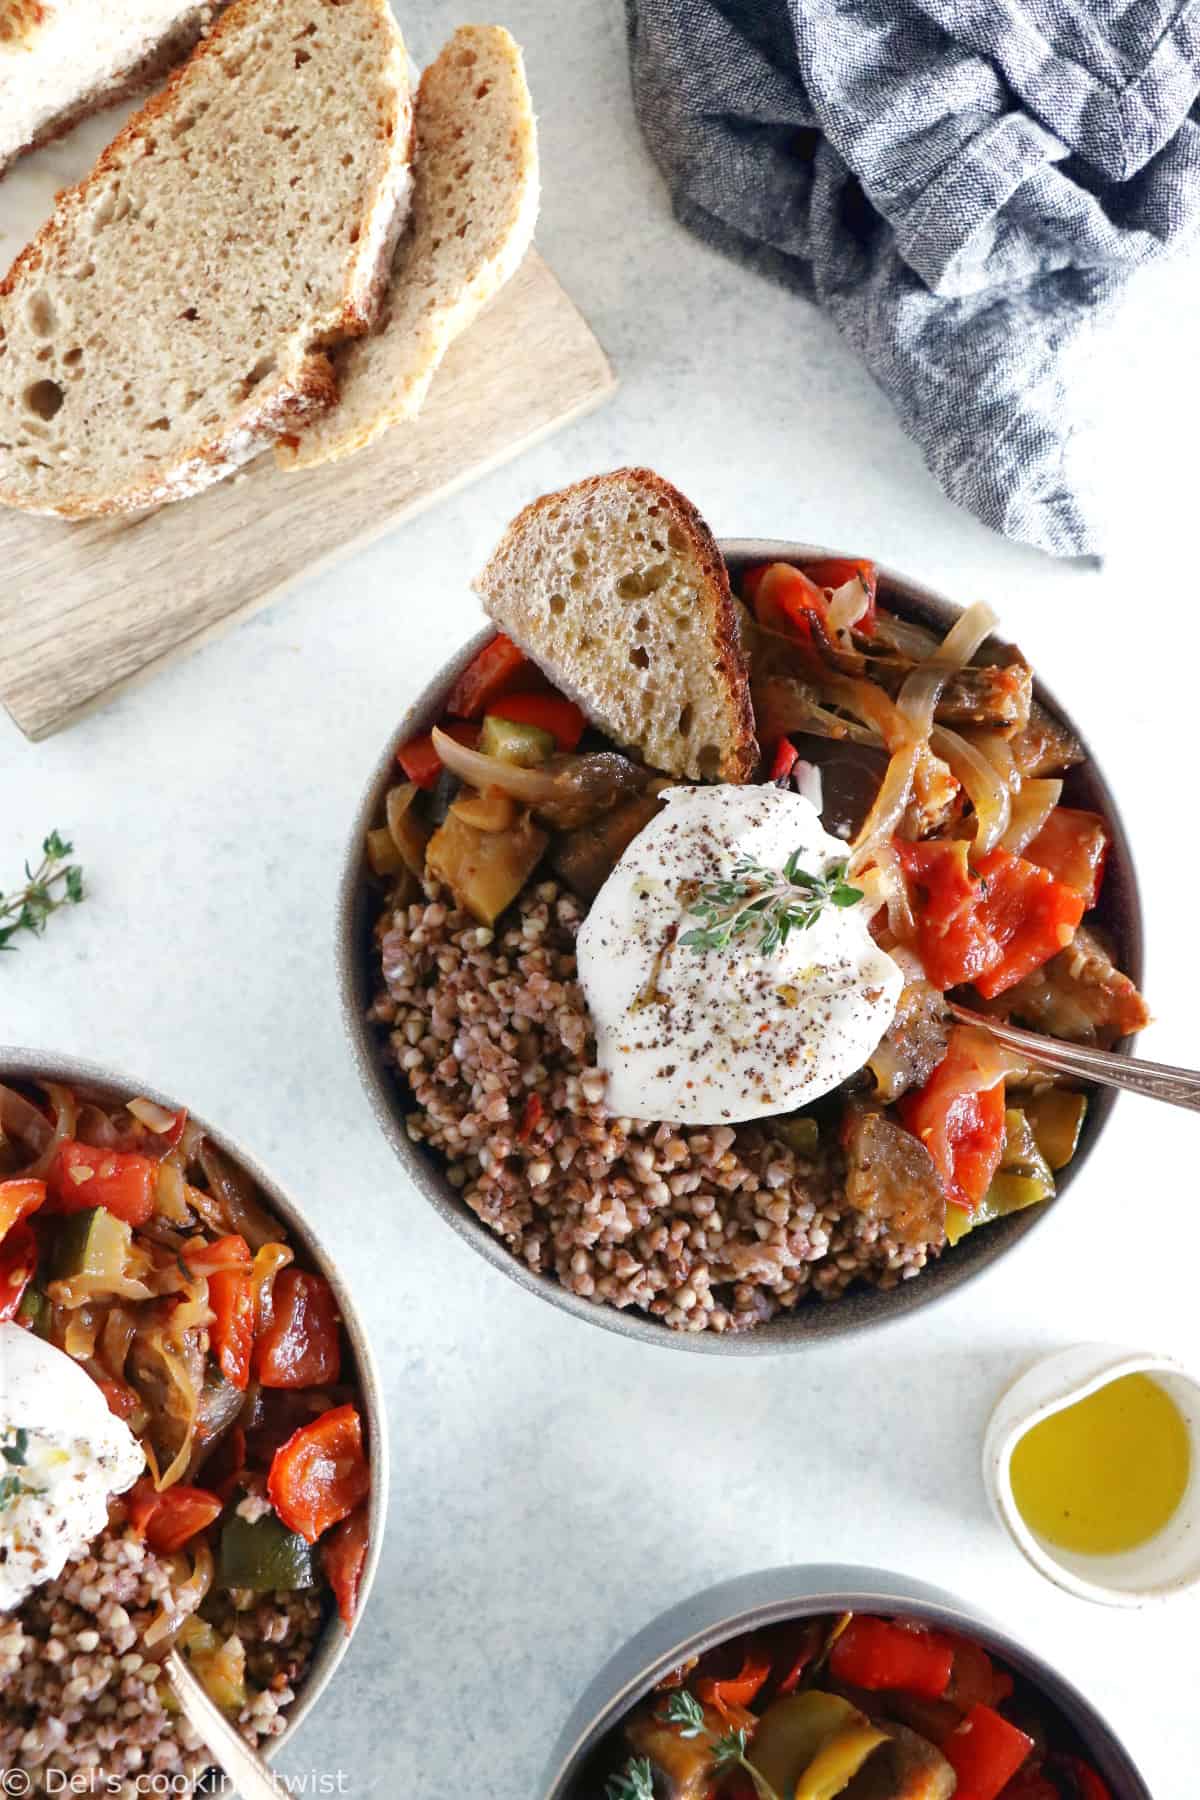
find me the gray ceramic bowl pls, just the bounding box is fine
[0,1047,389,1758]
[337,540,1144,1353]
[540,1563,1152,1797]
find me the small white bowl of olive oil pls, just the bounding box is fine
[984,1344,1199,1606]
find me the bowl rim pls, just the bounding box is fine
[538,1562,1153,1799]
[0,1045,390,1757]
[336,537,1146,1354]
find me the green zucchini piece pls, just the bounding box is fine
[1022,1088,1087,1172]
[51,1207,132,1281]
[218,1512,317,1591]
[479,714,554,767]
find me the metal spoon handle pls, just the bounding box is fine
[165,1649,278,1800]
[949,1005,1200,1113]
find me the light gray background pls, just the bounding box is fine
[2,4,1199,1795]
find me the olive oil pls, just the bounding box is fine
[1009,1373,1191,1556]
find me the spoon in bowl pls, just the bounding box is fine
[948,1003,1200,1113]
[163,1649,278,1800]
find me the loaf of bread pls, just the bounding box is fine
[277,23,539,471]
[474,469,759,783]
[0,1,230,172]
[0,0,413,518]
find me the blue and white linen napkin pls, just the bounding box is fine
[626,0,1200,556]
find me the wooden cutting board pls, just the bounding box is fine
[0,252,615,739]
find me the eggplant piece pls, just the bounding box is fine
[842,1103,946,1248]
[127,1317,207,1476]
[932,662,1032,731]
[992,925,1150,1046]
[867,982,949,1105]
[624,1702,722,1800]
[1010,703,1085,779]
[426,809,548,926]
[842,1724,956,1799]
[550,790,667,900]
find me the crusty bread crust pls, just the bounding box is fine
[475,468,758,784]
[277,23,539,471]
[0,0,412,518]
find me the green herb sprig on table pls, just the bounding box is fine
[0,831,85,953]
[679,848,862,957]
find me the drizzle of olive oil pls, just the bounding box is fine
[1009,1373,1191,1557]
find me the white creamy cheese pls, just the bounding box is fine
[576,785,903,1125]
[0,1323,144,1612]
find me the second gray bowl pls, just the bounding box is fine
[336,540,1144,1353]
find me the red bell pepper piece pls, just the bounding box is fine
[0,1177,46,1243]
[396,720,479,790]
[126,1479,223,1554]
[189,1234,254,1390]
[898,1028,1006,1212]
[48,1143,156,1226]
[798,556,879,635]
[747,563,833,657]
[942,1704,1033,1800]
[321,1503,370,1628]
[1023,808,1109,908]
[253,1267,342,1388]
[895,840,1083,998]
[517,1092,543,1141]
[0,1222,37,1322]
[695,1642,772,1720]
[768,737,799,784]
[969,849,1085,998]
[267,1403,369,1543]
[828,1615,955,1700]
[444,632,528,718]
[485,690,586,751]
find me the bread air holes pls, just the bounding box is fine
[678,703,694,737]
[616,562,669,601]
[24,291,56,337]
[548,593,566,616]
[629,646,650,671]
[23,379,64,421]
[698,744,721,778]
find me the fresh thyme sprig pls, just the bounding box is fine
[679,848,862,957]
[658,1691,783,1800]
[0,831,85,953]
[603,1756,656,1800]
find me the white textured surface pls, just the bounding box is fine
[2,4,1199,1795]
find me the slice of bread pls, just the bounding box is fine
[0,2,231,173]
[474,469,759,783]
[276,24,539,472]
[0,0,413,519]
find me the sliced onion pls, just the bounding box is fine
[251,1240,293,1335]
[756,678,880,748]
[432,726,587,804]
[0,1082,54,1161]
[827,575,871,645]
[76,1103,121,1149]
[855,838,917,939]
[155,1161,192,1225]
[129,1096,183,1136]
[821,671,908,746]
[100,1306,138,1384]
[851,741,922,857]
[793,760,824,812]
[1001,777,1063,854]
[931,726,1012,853]
[197,1142,285,1252]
